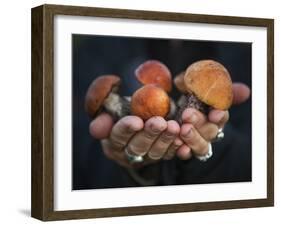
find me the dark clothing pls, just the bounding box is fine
[72,35,252,190]
[74,123,251,189]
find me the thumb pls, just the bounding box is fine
[232,83,251,105]
[89,113,114,139]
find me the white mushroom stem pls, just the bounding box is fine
[103,92,130,118]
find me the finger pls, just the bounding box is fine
[232,83,251,105]
[127,116,167,156]
[182,108,207,128]
[180,124,209,156]
[89,113,114,139]
[198,123,219,141]
[101,140,133,168]
[101,139,116,160]
[176,144,192,160]
[109,116,144,151]
[208,110,229,128]
[148,120,180,160]
[182,108,220,140]
[163,138,183,160]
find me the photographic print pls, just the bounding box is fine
[31,4,273,221]
[72,35,252,190]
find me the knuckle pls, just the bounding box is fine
[143,131,158,140]
[127,144,146,156]
[159,134,175,144]
[109,136,127,150]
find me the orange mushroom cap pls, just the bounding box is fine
[85,75,120,117]
[131,84,170,121]
[135,60,172,92]
[173,71,186,93]
[184,60,233,110]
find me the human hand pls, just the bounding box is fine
[176,82,251,160]
[89,82,250,165]
[90,114,182,168]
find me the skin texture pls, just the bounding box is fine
[184,60,233,110]
[135,60,172,92]
[232,83,251,105]
[131,84,170,121]
[85,75,120,117]
[89,83,250,168]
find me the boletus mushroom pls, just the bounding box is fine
[135,59,172,92]
[131,84,170,121]
[134,60,177,119]
[85,75,130,119]
[173,71,186,93]
[175,60,233,123]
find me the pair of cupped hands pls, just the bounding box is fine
[90,83,250,168]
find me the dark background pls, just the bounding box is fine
[72,34,252,190]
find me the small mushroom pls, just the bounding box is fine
[174,71,188,109]
[135,60,172,92]
[173,71,186,93]
[131,84,170,121]
[135,60,176,119]
[175,60,233,123]
[85,75,130,119]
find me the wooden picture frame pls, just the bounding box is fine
[31,4,274,221]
